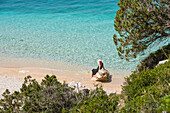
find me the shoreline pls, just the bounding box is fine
[0,57,131,98]
[0,56,132,74]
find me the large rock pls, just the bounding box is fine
[95,69,110,82]
[69,81,85,88]
[156,59,169,67]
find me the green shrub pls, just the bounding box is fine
[158,95,170,112]
[0,75,85,113]
[137,43,170,72]
[120,60,170,112]
[70,87,119,113]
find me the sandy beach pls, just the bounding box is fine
[0,58,131,98]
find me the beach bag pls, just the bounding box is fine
[95,69,110,81]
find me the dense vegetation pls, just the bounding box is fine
[120,60,170,112]
[113,0,170,60]
[0,60,169,112]
[0,75,88,112]
[70,89,119,113]
[137,43,170,72]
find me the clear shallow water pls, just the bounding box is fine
[0,0,147,71]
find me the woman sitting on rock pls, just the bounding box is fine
[90,59,105,79]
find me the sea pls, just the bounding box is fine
[0,0,167,73]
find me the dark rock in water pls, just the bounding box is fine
[20,39,24,41]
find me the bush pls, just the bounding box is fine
[158,95,170,112]
[0,75,85,112]
[70,87,119,113]
[120,60,170,112]
[137,43,170,72]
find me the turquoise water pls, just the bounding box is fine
[0,0,147,71]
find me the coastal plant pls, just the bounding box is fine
[0,75,85,112]
[136,43,170,72]
[158,94,170,112]
[113,0,170,60]
[120,60,170,112]
[70,87,119,113]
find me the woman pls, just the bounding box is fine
[90,59,105,79]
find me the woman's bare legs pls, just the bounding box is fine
[90,71,93,79]
[90,72,97,80]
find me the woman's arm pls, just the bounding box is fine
[103,64,105,70]
[98,65,101,71]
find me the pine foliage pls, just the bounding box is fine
[113,0,170,60]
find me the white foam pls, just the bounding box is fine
[19,70,29,73]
